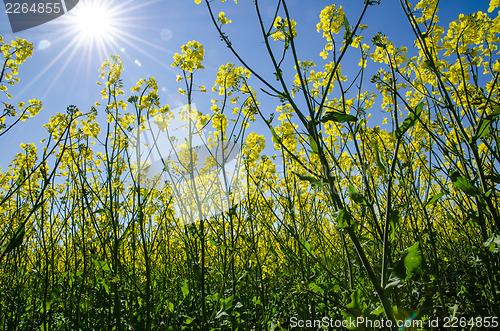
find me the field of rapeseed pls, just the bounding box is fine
[1,0,499,329]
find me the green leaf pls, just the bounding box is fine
[181,280,189,299]
[389,210,400,242]
[321,111,357,123]
[344,288,367,317]
[342,289,367,329]
[485,175,500,184]
[93,260,112,272]
[273,69,283,81]
[475,108,500,139]
[300,238,314,256]
[306,119,317,132]
[404,242,423,280]
[209,235,222,248]
[393,102,424,139]
[336,209,352,229]
[386,242,424,289]
[424,192,445,207]
[16,169,26,186]
[483,234,500,253]
[309,136,319,154]
[309,282,324,294]
[449,170,481,196]
[343,14,350,31]
[293,172,326,188]
[476,120,490,139]
[374,142,387,174]
[423,59,435,71]
[277,92,289,101]
[265,113,274,125]
[184,316,195,325]
[2,223,25,257]
[343,14,352,41]
[270,126,282,144]
[347,185,364,205]
[371,305,385,316]
[386,260,405,290]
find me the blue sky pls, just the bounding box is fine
[0,0,492,168]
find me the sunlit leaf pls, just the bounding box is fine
[309,136,319,154]
[16,169,26,186]
[386,242,424,289]
[483,235,500,253]
[1,223,25,257]
[475,108,500,139]
[181,280,189,299]
[404,242,423,280]
[449,170,481,196]
[424,192,445,207]
[347,184,364,205]
[293,172,327,188]
[393,102,424,139]
[389,210,400,242]
[270,126,281,144]
[336,209,352,229]
[309,282,324,294]
[321,111,357,123]
[374,142,387,174]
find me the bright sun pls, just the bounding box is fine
[71,0,117,42]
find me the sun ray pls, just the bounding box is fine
[16,36,82,98]
[40,43,87,99]
[15,0,180,103]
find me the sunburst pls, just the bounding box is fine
[71,0,116,43]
